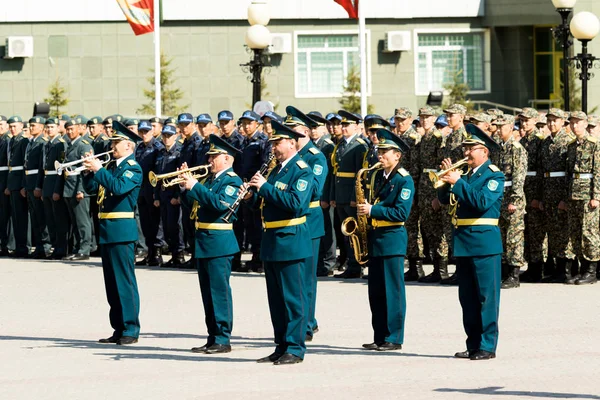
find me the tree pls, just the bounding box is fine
[339,66,374,114]
[442,69,472,111]
[138,52,188,116]
[44,78,69,117]
[245,80,280,111]
[563,68,599,114]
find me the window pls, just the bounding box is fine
[295,32,370,98]
[415,30,490,95]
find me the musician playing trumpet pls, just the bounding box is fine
[357,129,414,352]
[177,135,243,355]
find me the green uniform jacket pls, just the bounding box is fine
[499,137,527,205]
[7,132,28,191]
[368,167,414,257]
[538,129,571,204]
[438,160,505,257]
[42,136,68,198]
[566,134,600,201]
[0,132,11,192]
[57,136,93,197]
[298,142,328,239]
[520,129,544,202]
[82,155,142,244]
[23,135,48,191]
[181,167,243,259]
[330,134,368,204]
[255,154,313,262]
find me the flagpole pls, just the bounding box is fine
[358,1,367,117]
[153,0,162,117]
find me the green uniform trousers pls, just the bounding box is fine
[304,238,320,337]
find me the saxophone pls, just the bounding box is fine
[341,162,383,265]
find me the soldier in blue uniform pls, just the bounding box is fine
[156,125,185,267]
[195,114,212,163]
[179,135,243,354]
[83,122,143,346]
[284,106,328,341]
[88,116,111,256]
[0,115,12,255]
[239,110,271,273]
[261,111,283,138]
[437,124,504,360]
[358,128,414,351]
[42,118,70,259]
[135,120,166,266]
[331,110,369,278]
[244,120,313,365]
[7,116,30,257]
[24,116,51,258]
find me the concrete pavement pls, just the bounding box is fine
[1,257,600,400]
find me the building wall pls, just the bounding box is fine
[574,0,600,113]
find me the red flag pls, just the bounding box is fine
[335,0,359,19]
[116,0,154,36]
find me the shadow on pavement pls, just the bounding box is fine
[97,352,258,363]
[307,343,453,359]
[435,386,600,399]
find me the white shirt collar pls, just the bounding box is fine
[279,153,298,171]
[345,134,356,144]
[115,156,128,167]
[214,168,227,179]
[471,164,483,175]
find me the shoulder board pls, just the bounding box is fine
[568,138,577,145]
[409,133,418,140]
[587,136,597,143]
[42,137,49,142]
[488,164,500,172]
[309,147,319,155]
[398,167,409,177]
[296,160,309,169]
[81,140,90,145]
[102,136,109,141]
[227,171,237,177]
[513,141,523,149]
[58,137,65,143]
[325,138,334,145]
[178,138,184,144]
[356,138,367,146]
[433,131,442,138]
[127,159,137,166]
[536,133,545,139]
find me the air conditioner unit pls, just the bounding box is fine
[268,33,292,54]
[384,31,411,53]
[5,36,34,59]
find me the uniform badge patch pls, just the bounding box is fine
[487,180,499,191]
[313,165,323,176]
[296,179,308,192]
[275,181,288,190]
[225,185,236,196]
[400,188,411,200]
[123,170,134,179]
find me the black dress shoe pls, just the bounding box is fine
[204,344,231,354]
[274,353,303,365]
[62,254,76,261]
[90,250,101,257]
[0,248,9,257]
[305,334,313,342]
[191,343,213,353]
[135,257,149,266]
[50,252,67,260]
[257,352,283,363]
[454,350,474,359]
[375,342,402,351]
[440,274,458,285]
[98,335,120,344]
[361,274,369,280]
[135,249,148,258]
[362,342,381,350]
[334,269,362,279]
[117,336,138,345]
[313,326,319,334]
[70,253,90,261]
[316,268,333,277]
[469,350,496,360]
[31,252,49,260]
[12,251,30,258]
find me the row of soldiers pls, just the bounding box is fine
[1,105,599,290]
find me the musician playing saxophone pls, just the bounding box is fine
[178,134,243,355]
[357,129,414,352]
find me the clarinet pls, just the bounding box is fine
[221,153,276,223]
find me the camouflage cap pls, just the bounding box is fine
[418,106,436,116]
[536,115,548,125]
[443,104,467,115]
[518,107,539,119]
[486,108,504,117]
[394,107,413,119]
[471,113,493,124]
[568,110,587,121]
[492,114,515,126]
[587,115,599,127]
[547,108,569,119]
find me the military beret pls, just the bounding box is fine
[517,107,539,119]
[547,108,569,119]
[0,115,7,122]
[149,116,162,124]
[493,114,515,125]
[164,117,177,126]
[64,119,77,128]
[196,113,212,124]
[60,114,71,121]
[587,115,599,127]
[124,118,140,127]
[87,116,103,125]
[7,116,23,124]
[217,110,234,121]
[568,111,587,121]
[471,113,493,124]
[443,104,467,115]
[23,122,30,129]
[161,124,177,136]
[75,115,88,125]
[394,107,413,119]
[29,116,46,125]
[418,106,436,116]
[338,110,362,124]
[102,116,114,125]
[45,117,59,125]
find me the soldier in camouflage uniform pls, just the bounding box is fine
[439,104,469,285]
[538,108,576,283]
[587,115,600,139]
[565,111,600,285]
[411,106,448,283]
[492,115,527,289]
[394,108,424,280]
[517,108,547,282]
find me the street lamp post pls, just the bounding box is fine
[551,0,577,111]
[241,1,271,108]
[570,11,600,113]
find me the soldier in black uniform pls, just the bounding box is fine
[195,114,213,162]
[135,120,166,266]
[0,115,13,255]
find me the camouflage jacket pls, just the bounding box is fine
[520,128,544,202]
[566,134,600,201]
[538,128,571,204]
[442,125,468,162]
[499,136,527,205]
[411,127,443,202]
[398,125,420,175]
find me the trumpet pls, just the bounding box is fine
[428,158,470,188]
[55,150,114,176]
[149,164,211,188]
